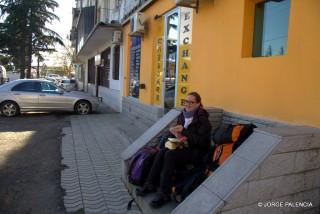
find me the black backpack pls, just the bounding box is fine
[171,123,257,201]
[172,169,207,202]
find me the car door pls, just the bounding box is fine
[11,81,41,109]
[38,81,74,110]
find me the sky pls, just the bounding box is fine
[50,0,73,40]
[42,0,74,66]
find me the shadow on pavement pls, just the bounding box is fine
[0,114,70,214]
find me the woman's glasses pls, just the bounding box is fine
[183,99,196,105]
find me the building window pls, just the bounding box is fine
[113,45,120,80]
[100,48,110,87]
[88,57,95,84]
[129,37,141,98]
[115,0,121,9]
[252,0,291,57]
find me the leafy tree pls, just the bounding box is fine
[35,52,44,78]
[58,40,75,77]
[0,2,28,78]
[0,54,10,66]
[0,0,63,78]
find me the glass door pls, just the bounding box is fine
[163,10,179,111]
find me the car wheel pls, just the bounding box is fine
[75,100,91,115]
[1,101,20,117]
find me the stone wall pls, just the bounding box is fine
[222,111,291,127]
[76,81,84,91]
[122,96,164,127]
[98,86,121,112]
[88,84,95,96]
[173,127,320,214]
[217,127,320,214]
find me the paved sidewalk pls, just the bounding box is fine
[61,110,149,213]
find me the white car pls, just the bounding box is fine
[46,73,60,79]
[59,79,77,91]
[0,79,101,117]
[0,65,8,84]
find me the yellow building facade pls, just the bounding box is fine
[122,0,320,127]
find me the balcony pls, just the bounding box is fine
[97,7,120,24]
[119,0,154,22]
[76,6,95,53]
[74,0,82,9]
[76,22,121,60]
[72,7,81,28]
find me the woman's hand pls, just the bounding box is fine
[169,126,177,135]
[169,125,184,136]
[174,125,184,132]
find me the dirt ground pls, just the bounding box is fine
[0,113,70,214]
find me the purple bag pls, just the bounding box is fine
[128,146,159,186]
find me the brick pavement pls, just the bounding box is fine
[61,112,148,213]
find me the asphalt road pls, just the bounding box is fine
[0,112,70,214]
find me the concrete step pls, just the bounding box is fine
[126,182,178,214]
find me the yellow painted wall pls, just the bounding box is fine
[122,24,130,96]
[189,0,320,127]
[123,0,320,127]
[123,0,176,104]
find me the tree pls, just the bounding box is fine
[35,52,44,78]
[0,2,28,78]
[0,0,63,78]
[0,53,10,67]
[58,40,75,77]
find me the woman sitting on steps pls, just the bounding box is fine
[136,91,212,208]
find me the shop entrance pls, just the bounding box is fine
[163,10,179,111]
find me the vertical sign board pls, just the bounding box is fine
[153,17,164,105]
[176,7,193,107]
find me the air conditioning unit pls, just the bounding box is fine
[112,30,122,44]
[175,0,198,7]
[130,12,145,36]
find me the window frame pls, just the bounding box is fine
[242,0,291,58]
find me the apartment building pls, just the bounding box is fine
[71,0,124,111]
[71,0,320,127]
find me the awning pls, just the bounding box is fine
[76,22,121,60]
